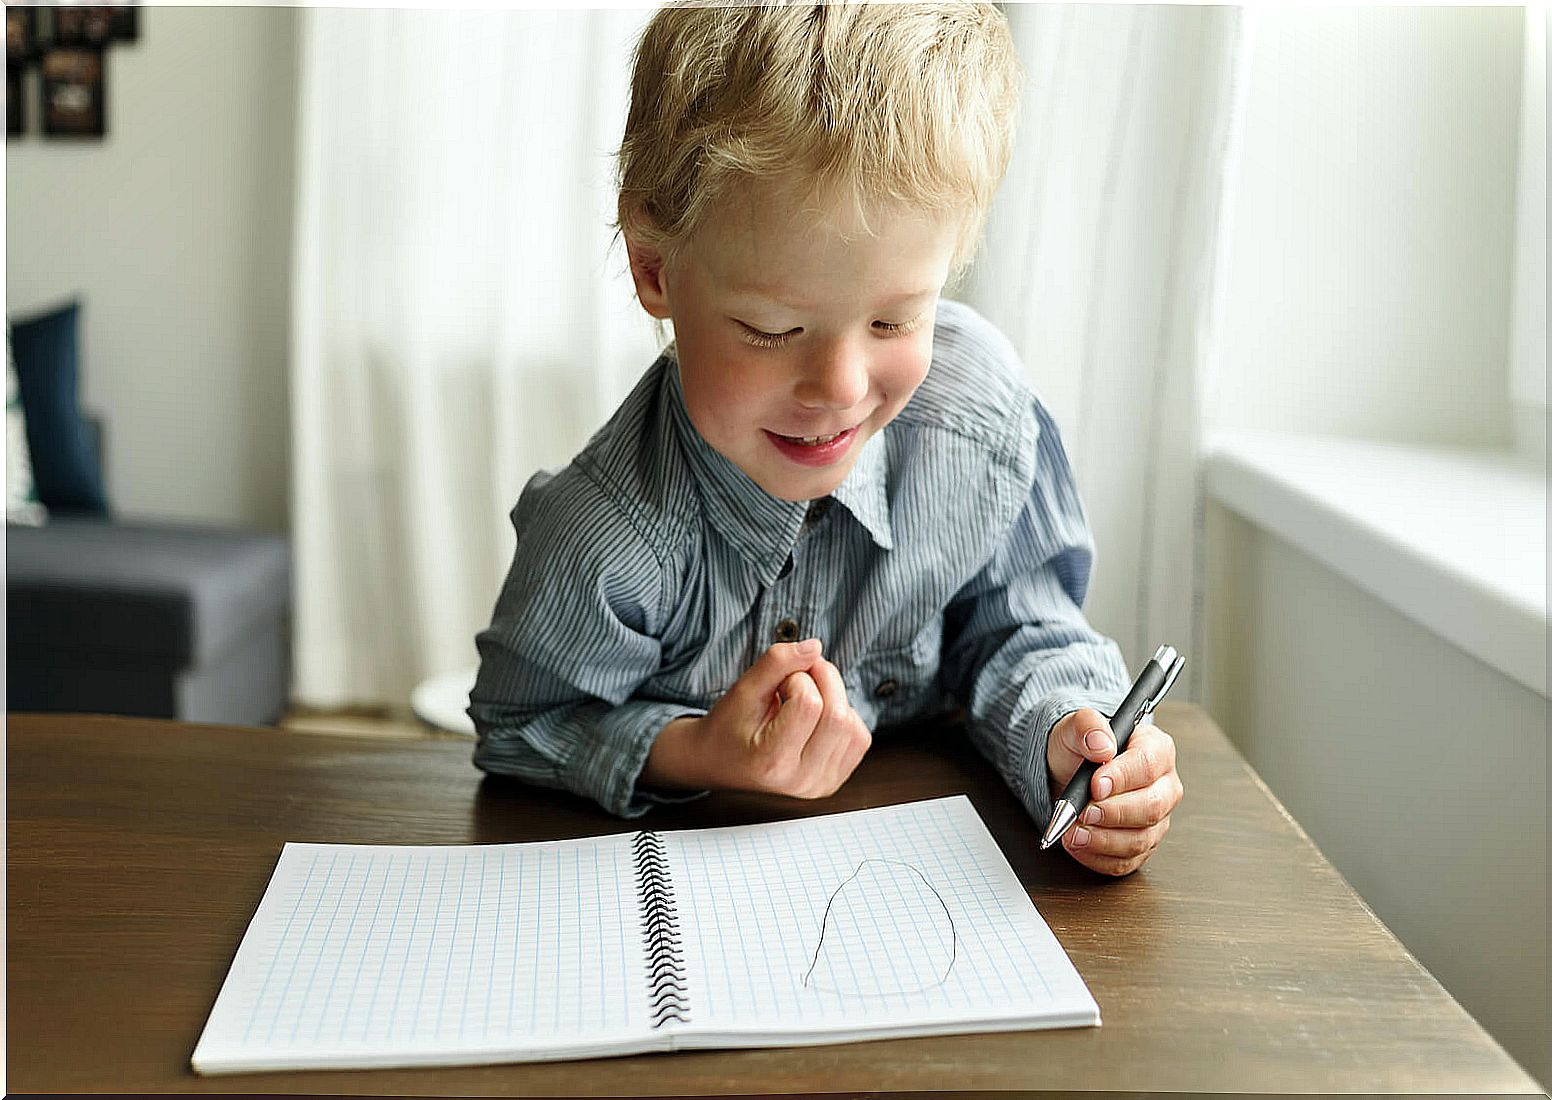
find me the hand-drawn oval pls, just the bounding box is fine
[802,859,956,996]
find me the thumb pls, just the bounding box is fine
[732,639,821,712]
[1047,707,1116,787]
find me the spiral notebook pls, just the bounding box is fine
[191,795,1099,1075]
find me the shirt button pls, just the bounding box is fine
[873,678,899,699]
[773,618,800,643]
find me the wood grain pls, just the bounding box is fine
[7,706,1540,1096]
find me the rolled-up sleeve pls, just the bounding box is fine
[939,398,1131,828]
[468,468,706,818]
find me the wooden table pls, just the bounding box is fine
[8,706,1541,1097]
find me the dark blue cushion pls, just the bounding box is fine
[9,299,108,515]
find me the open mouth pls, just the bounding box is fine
[763,426,860,467]
[774,431,846,446]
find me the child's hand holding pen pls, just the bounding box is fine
[1045,707,1183,877]
[642,638,873,799]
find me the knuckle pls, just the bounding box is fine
[1147,788,1168,823]
[797,774,837,800]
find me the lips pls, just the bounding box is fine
[763,425,860,468]
[775,430,846,446]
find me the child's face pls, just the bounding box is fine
[629,181,960,502]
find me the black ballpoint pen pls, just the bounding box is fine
[1040,644,1185,851]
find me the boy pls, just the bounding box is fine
[470,1,1182,877]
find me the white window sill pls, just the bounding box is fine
[1203,428,1548,698]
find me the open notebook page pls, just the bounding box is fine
[666,795,1098,1043]
[192,834,653,1073]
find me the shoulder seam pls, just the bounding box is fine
[572,453,691,625]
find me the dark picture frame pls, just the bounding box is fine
[108,6,138,44]
[53,6,118,49]
[40,47,105,138]
[7,65,23,138]
[7,7,37,64]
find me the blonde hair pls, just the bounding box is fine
[616,1,1021,273]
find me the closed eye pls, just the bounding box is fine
[738,321,801,349]
[873,314,924,336]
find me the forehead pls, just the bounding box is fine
[687,178,963,305]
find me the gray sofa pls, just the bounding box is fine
[7,516,292,726]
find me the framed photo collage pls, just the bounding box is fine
[8,5,139,139]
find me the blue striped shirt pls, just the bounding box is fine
[470,300,1131,823]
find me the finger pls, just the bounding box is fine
[1047,707,1116,790]
[731,639,822,713]
[756,670,821,755]
[1064,815,1171,864]
[1065,707,1116,762]
[1064,843,1153,878]
[1081,770,1183,830]
[798,658,857,769]
[834,722,872,784]
[1091,724,1176,800]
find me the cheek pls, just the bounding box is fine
[876,338,933,403]
[679,344,772,442]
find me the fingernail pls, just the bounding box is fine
[1085,730,1111,754]
[796,638,819,654]
[1095,776,1113,799]
[1071,827,1090,848]
[1082,805,1101,825]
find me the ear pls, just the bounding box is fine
[623,231,674,321]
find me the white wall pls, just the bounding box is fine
[1206,505,1548,1088]
[6,7,299,530]
[1203,5,1546,1088]
[1508,4,1547,460]
[1210,6,1524,446]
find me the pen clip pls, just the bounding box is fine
[1142,654,1185,719]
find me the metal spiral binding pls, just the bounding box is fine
[631,830,690,1028]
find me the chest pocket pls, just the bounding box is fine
[844,626,946,730]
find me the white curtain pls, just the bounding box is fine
[962,4,1249,697]
[290,4,1248,712]
[290,8,660,709]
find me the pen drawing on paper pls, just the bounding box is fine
[802,858,957,996]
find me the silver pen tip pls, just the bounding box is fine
[1041,801,1078,850]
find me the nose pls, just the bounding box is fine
[793,337,870,411]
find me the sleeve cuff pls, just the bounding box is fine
[569,699,710,819]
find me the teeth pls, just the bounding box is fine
[789,431,843,446]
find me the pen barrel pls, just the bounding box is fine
[1057,657,1169,809]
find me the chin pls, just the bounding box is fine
[756,467,850,502]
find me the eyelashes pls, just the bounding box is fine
[737,315,923,349]
[740,325,798,349]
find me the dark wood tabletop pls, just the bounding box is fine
[7,705,1541,1097]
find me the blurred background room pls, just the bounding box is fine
[5,2,1545,1087]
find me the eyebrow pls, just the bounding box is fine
[726,286,938,313]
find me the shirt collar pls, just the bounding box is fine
[664,358,895,581]
[665,360,807,586]
[829,427,894,551]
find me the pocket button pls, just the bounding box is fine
[873,678,899,699]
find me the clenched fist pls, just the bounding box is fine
[1045,706,1182,876]
[643,639,872,799]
